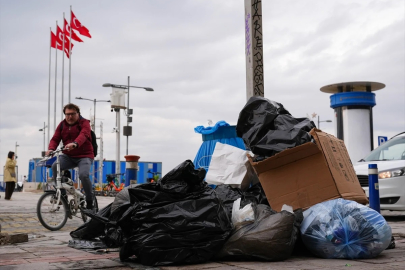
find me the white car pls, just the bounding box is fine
[353,132,405,210]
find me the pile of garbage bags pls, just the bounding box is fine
[72,160,232,266]
[69,97,394,266]
[300,199,392,259]
[236,96,316,161]
[71,160,303,266]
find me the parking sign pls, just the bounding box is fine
[378,136,388,146]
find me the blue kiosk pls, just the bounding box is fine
[320,81,385,162]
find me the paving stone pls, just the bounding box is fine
[0,259,29,266]
[26,257,71,263]
[18,240,67,248]
[0,262,59,270]
[52,258,124,269]
[224,260,325,270]
[0,252,36,260]
[8,233,28,244]
[161,262,241,270]
[0,247,26,254]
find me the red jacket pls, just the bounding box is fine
[48,117,94,159]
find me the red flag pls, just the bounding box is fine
[51,31,63,50]
[70,11,91,38]
[56,26,74,58]
[64,19,83,42]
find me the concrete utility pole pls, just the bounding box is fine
[99,121,104,188]
[245,0,264,101]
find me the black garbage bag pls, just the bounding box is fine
[214,185,243,219]
[78,160,233,266]
[243,182,269,206]
[70,203,113,240]
[214,183,269,221]
[159,159,207,193]
[236,96,315,159]
[216,204,303,261]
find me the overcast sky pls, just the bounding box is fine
[1,0,404,180]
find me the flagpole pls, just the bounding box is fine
[54,21,58,131]
[48,28,52,143]
[69,5,72,103]
[61,13,65,121]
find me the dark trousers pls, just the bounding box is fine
[5,182,16,200]
[51,154,94,202]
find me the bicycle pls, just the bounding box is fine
[147,170,161,183]
[36,147,98,231]
[102,173,125,196]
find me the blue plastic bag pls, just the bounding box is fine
[300,199,392,259]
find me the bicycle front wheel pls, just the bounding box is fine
[37,192,69,231]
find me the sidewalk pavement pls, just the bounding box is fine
[1,191,405,269]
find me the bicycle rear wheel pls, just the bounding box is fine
[37,191,69,231]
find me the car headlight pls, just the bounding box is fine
[379,167,405,179]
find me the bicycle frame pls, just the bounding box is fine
[37,147,99,231]
[106,180,125,191]
[45,148,85,212]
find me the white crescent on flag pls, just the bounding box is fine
[72,17,81,28]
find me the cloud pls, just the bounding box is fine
[0,0,404,181]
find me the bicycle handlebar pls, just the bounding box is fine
[45,147,69,157]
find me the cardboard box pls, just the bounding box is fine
[249,129,368,212]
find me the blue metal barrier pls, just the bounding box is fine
[368,164,380,213]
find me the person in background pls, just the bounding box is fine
[4,151,17,200]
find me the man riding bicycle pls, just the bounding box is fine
[46,103,95,211]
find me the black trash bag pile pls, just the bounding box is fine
[214,183,269,221]
[71,160,233,266]
[236,96,316,161]
[216,203,303,261]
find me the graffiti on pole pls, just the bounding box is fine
[245,0,264,100]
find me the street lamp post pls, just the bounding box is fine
[318,115,332,129]
[75,97,110,134]
[39,122,48,156]
[102,78,153,156]
[15,142,19,159]
[75,97,110,186]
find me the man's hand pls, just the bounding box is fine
[65,142,77,151]
[45,150,53,156]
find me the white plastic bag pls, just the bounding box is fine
[231,198,255,227]
[205,142,258,190]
